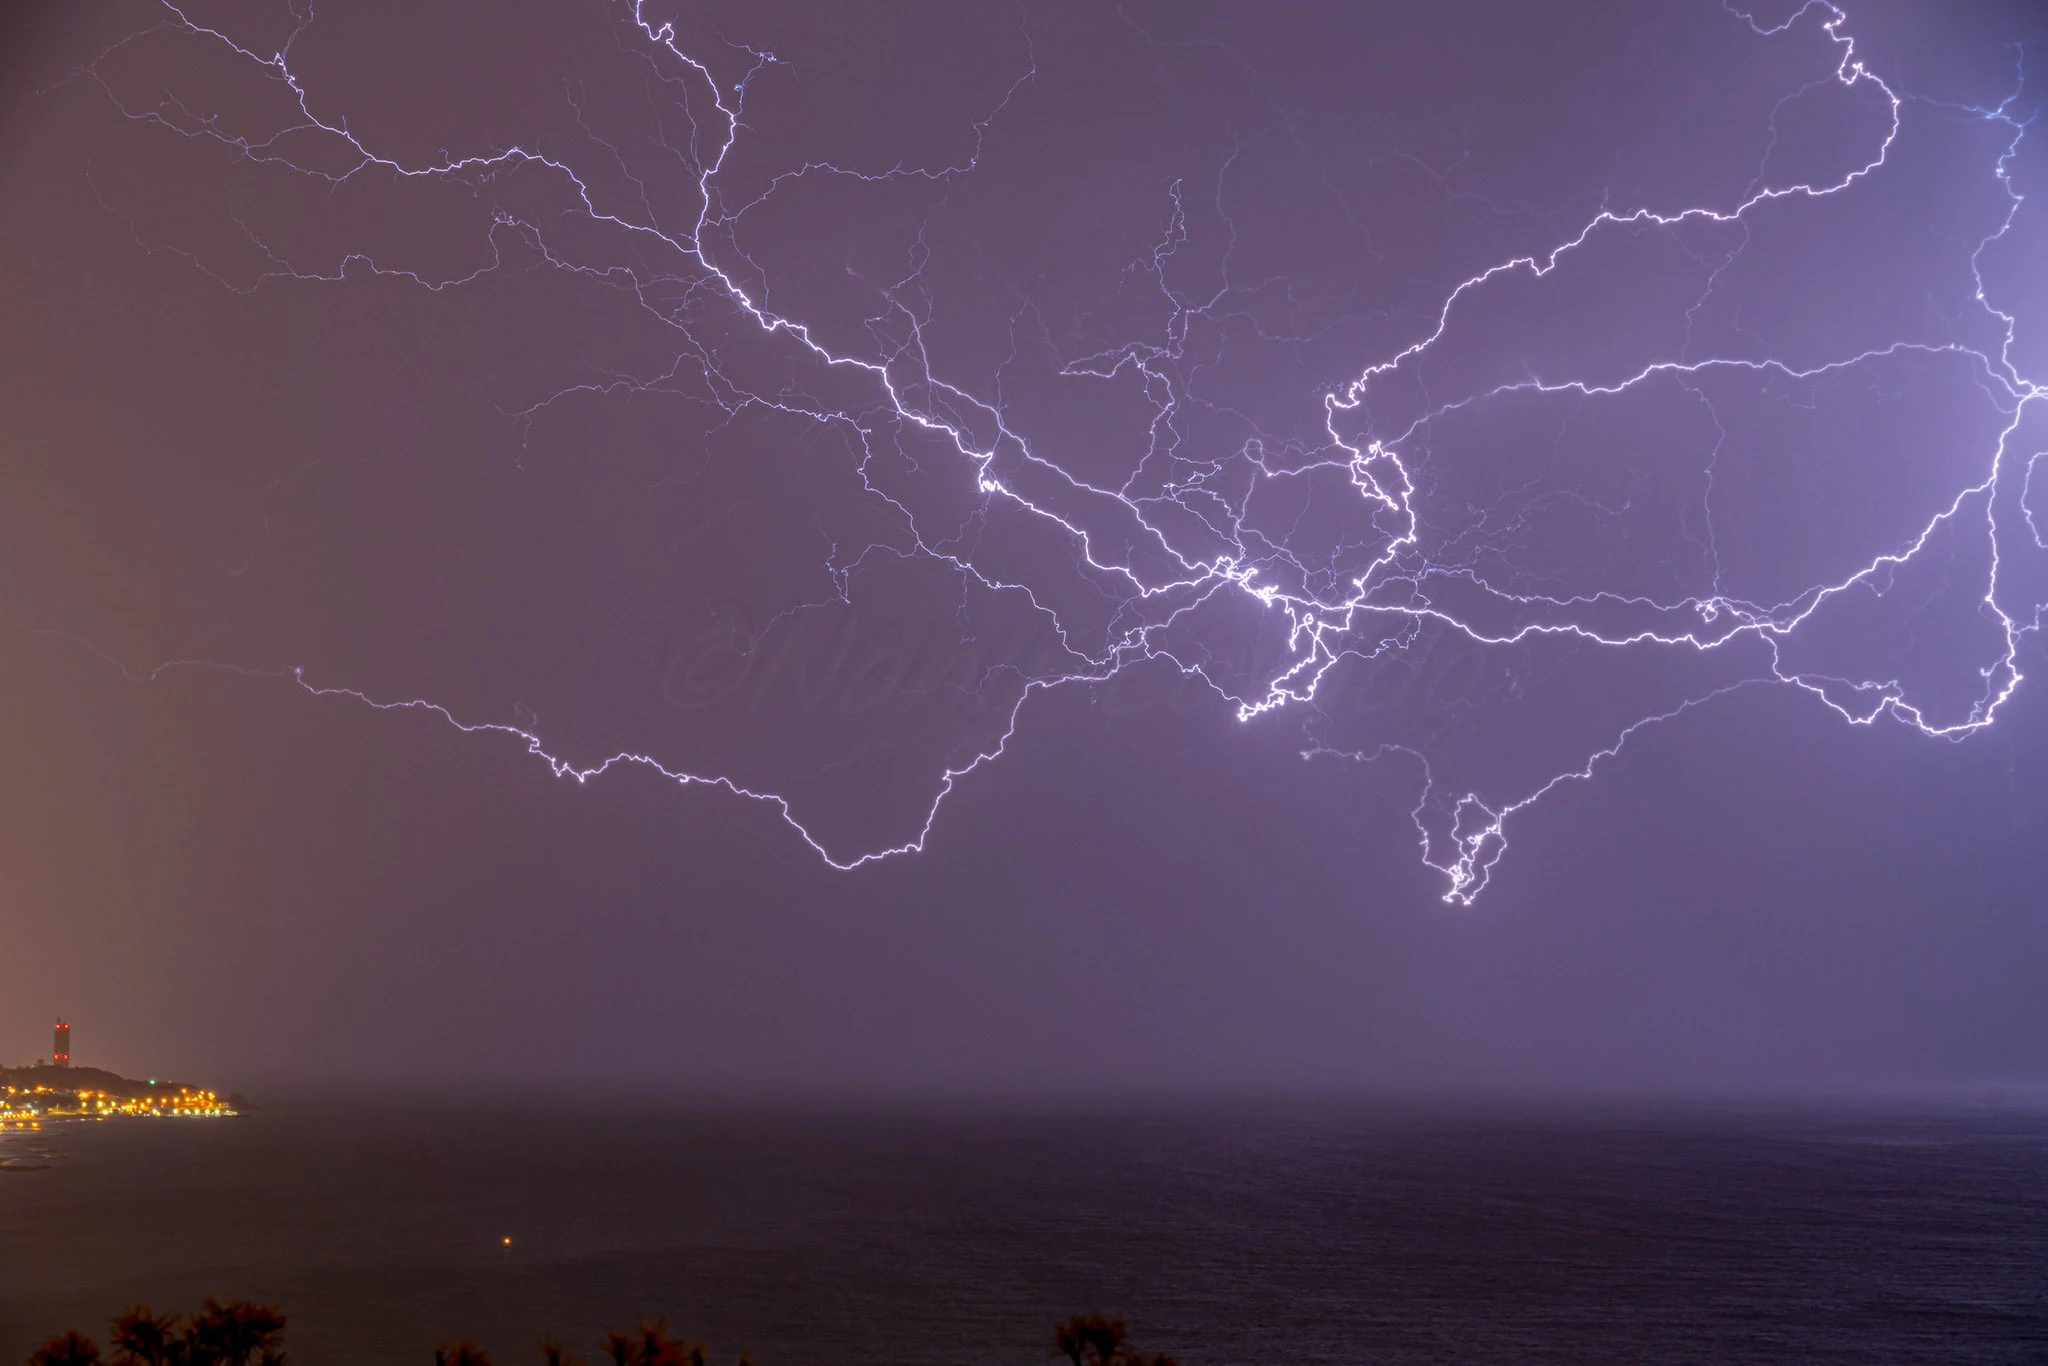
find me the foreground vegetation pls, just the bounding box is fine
[27,1304,1179,1365]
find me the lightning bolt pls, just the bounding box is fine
[31,0,2047,904]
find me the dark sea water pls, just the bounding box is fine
[2,1099,2046,1364]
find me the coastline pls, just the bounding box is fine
[0,1127,54,1172]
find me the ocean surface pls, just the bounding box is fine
[2,1099,2046,1364]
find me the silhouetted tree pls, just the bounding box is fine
[601,1323,708,1366]
[30,1302,1164,1365]
[1052,1312,1178,1366]
[109,1307,185,1366]
[183,1300,286,1366]
[27,1333,100,1366]
[1055,1313,1126,1364]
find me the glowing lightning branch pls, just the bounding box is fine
[46,0,2048,903]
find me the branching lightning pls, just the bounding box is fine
[38,0,2048,903]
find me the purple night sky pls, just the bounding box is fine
[2,0,2045,1093]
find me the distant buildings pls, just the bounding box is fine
[2,1020,238,1128]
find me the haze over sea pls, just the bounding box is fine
[3,1098,2046,1364]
